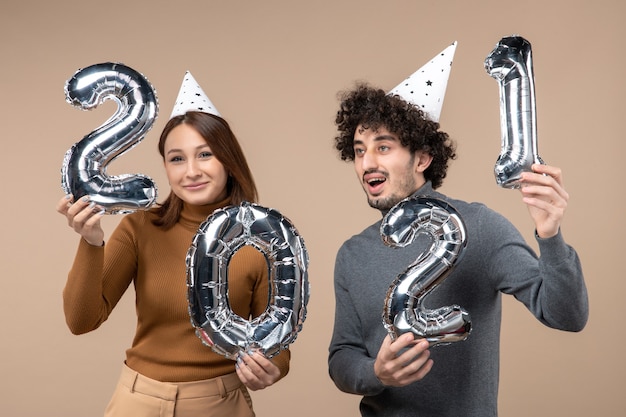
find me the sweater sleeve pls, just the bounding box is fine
[328,245,385,396]
[480,207,589,331]
[533,231,589,330]
[62,217,137,335]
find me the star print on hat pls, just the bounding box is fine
[388,41,457,122]
[170,71,221,119]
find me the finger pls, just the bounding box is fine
[377,333,419,368]
[71,201,99,227]
[521,182,569,208]
[239,351,263,373]
[243,351,280,380]
[520,170,569,204]
[66,196,92,217]
[64,197,87,227]
[236,354,268,391]
[393,340,430,373]
[245,351,274,371]
[531,163,562,181]
[70,204,105,241]
[402,356,434,383]
[525,165,566,191]
[521,170,557,189]
[387,333,419,357]
[235,359,253,387]
[56,194,74,214]
[379,341,433,386]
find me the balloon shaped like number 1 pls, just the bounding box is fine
[485,35,544,189]
[61,62,158,214]
[381,196,471,346]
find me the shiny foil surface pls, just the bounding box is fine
[485,36,544,189]
[61,62,158,213]
[381,196,471,346]
[186,202,310,359]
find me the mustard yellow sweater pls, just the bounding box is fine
[63,198,290,382]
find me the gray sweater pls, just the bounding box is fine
[328,182,588,417]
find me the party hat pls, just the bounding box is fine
[170,71,221,118]
[388,41,457,122]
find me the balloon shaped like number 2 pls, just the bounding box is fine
[381,196,471,346]
[61,62,158,214]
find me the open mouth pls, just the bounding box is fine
[365,175,387,195]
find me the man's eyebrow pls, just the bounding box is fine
[353,134,398,148]
[373,134,397,142]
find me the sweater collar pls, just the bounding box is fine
[179,197,231,230]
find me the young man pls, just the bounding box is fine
[327,79,588,416]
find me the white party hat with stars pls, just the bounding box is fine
[170,71,221,118]
[388,41,457,122]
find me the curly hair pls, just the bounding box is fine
[334,82,456,189]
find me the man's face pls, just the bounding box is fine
[353,125,429,211]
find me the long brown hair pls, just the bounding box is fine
[152,111,258,229]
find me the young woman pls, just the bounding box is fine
[56,109,289,417]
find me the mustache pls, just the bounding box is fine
[363,169,388,181]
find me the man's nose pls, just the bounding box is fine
[360,149,377,171]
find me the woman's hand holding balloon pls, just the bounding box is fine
[519,164,569,239]
[56,195,105,246]
[235,351,282,391]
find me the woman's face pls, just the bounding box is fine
[163,123,229,206]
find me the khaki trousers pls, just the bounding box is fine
[104,364,254,417]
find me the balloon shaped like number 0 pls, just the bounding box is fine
[484,35,544,189]
[186,202,310,359]
[61,62,158,214]
[381,196,471,346]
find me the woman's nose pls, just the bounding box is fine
[186,160,201,177]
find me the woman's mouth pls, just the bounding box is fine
[184,182,207,191]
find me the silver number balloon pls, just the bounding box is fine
[186,202,310,359]
[485,35,544,189]
[61,62,158,214]
[381,196,471,346]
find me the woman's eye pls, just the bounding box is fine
[199,151,213,158]
[169,156,183,163]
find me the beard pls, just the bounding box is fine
[365,174,419,210]
[367,194,405,211]
[364,155,418,211]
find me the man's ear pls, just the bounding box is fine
[415,151,433,173]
